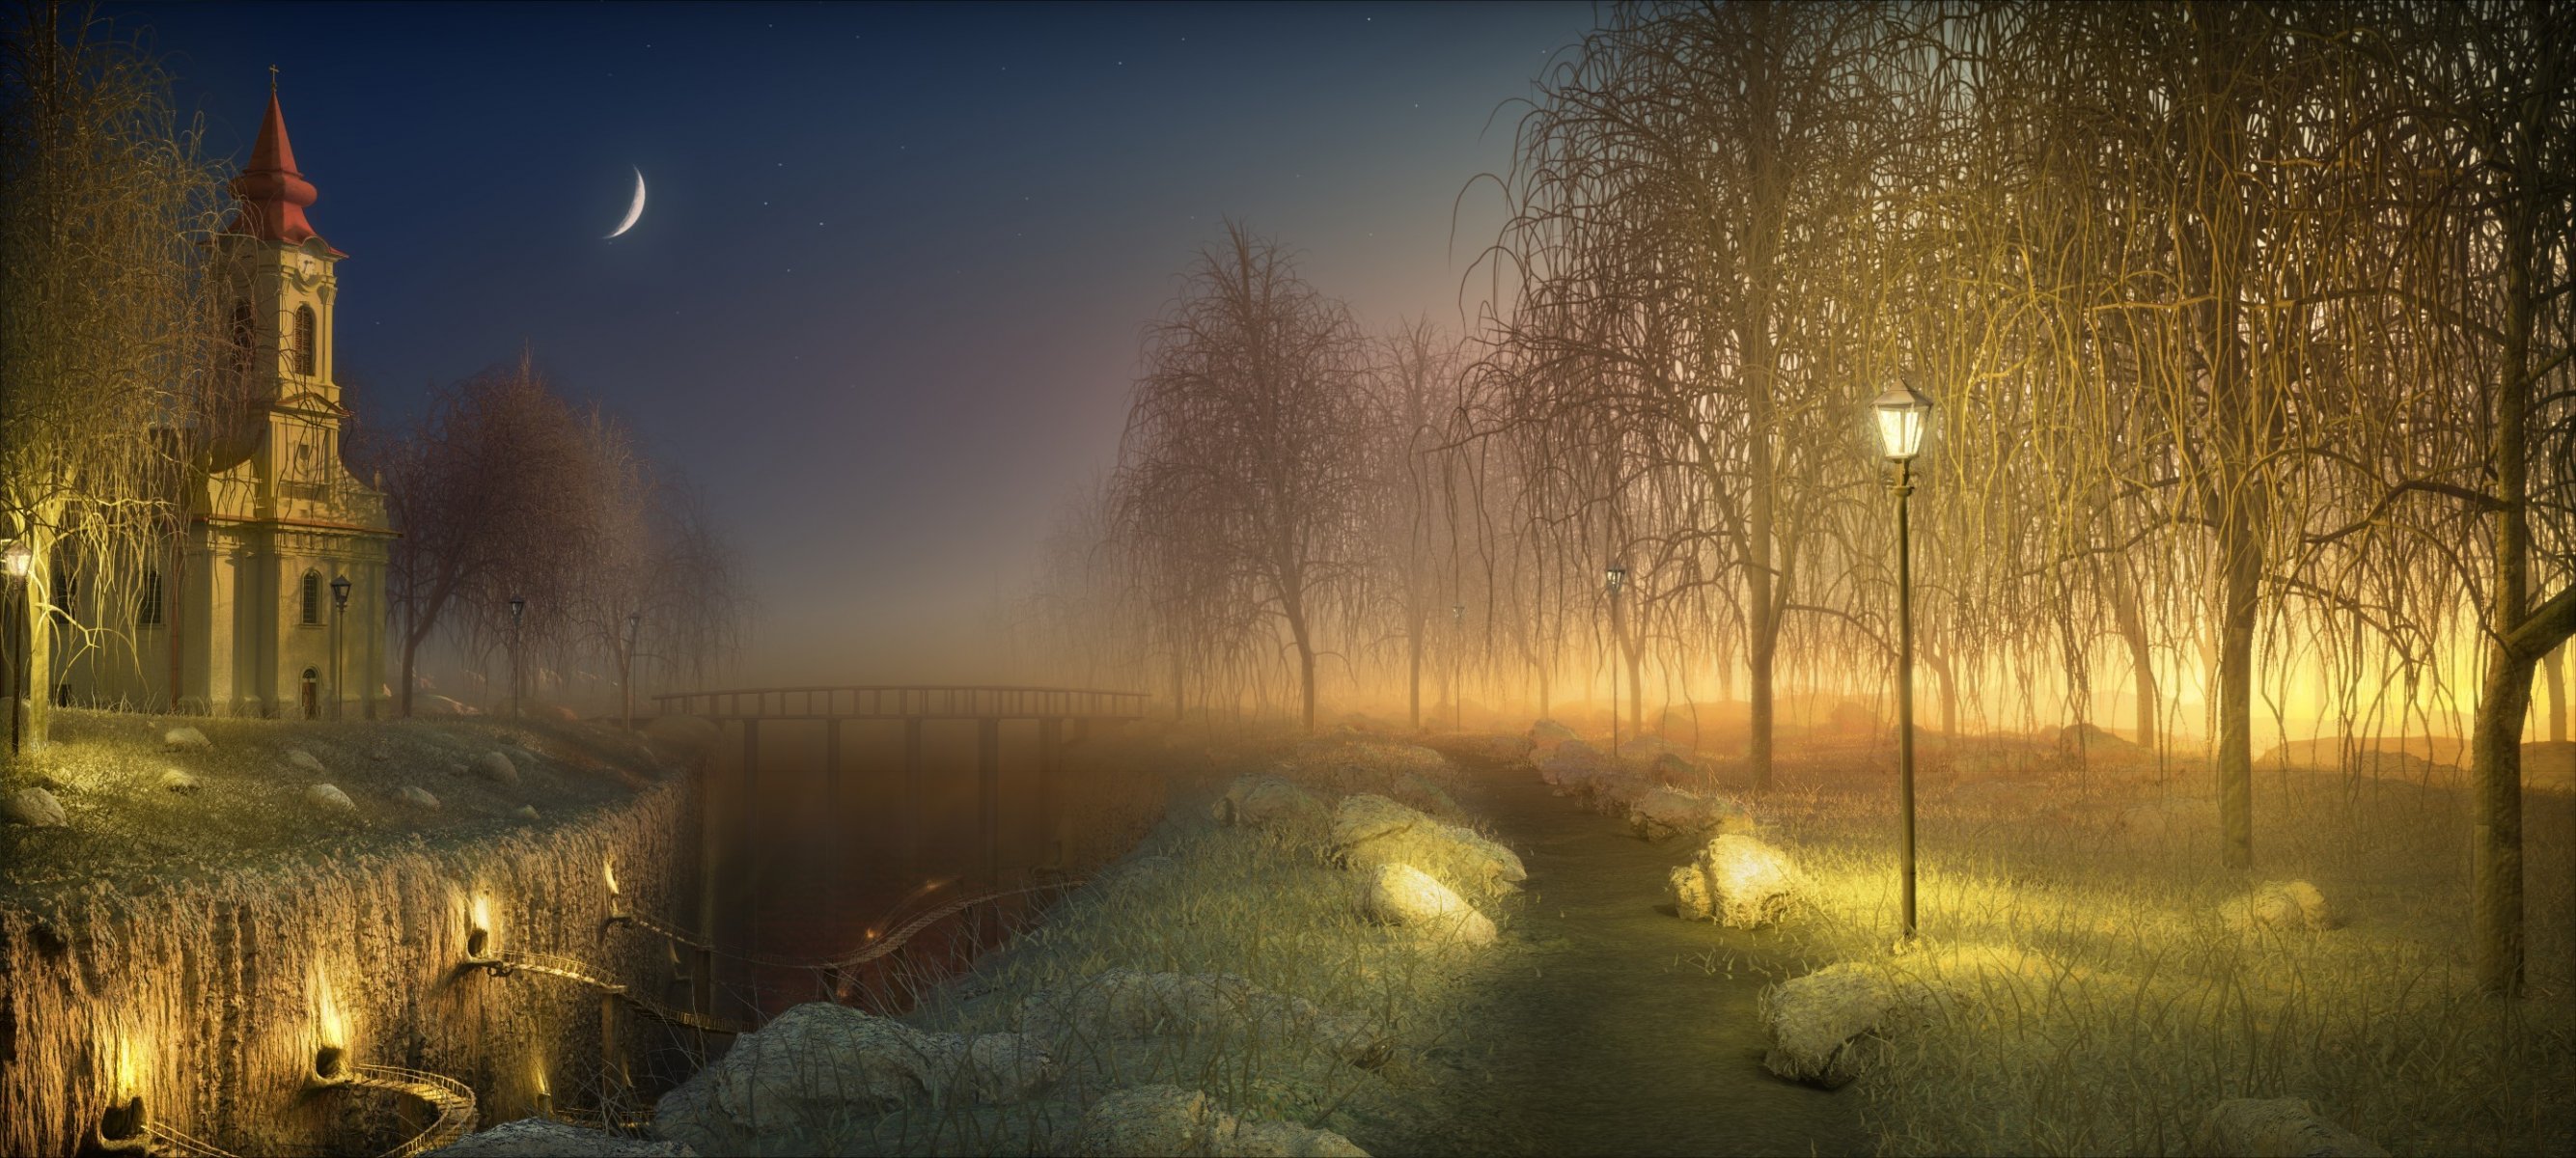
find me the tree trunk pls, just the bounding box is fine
[2111,571,2158,749]
[13,526,52,751]
[2542,643,2566,743]
[2215,506,2259,871]
[1924,642,1958,737]
[1407,617,1423,731]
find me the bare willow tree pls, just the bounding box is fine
[0,0,228,748]
[1114,223,1369,732]
[365,354,602,715]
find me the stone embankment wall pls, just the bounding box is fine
[0,778,697,1156]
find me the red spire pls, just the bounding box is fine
[227,84,339,254]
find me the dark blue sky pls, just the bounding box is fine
[113,1,1594,680]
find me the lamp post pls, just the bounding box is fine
[1873,380,1934,940]
[1605,564,1627,757]
[623,612,641,729]
[508,595,526,717]
[330,574,351,720]
[4,538,29,757]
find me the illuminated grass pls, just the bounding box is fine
[1743,744,2576,1156]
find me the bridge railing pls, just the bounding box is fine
[651,684,1148,721]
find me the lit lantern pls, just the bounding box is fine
[1872,381,1935,463]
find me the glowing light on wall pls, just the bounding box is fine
[467,894,496,960]
[311,972,349,1085]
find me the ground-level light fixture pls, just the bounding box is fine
[4,538,29,758]
[1,538,29,579]
[1874,380,1934,940]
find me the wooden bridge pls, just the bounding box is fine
[653,684,1149,900]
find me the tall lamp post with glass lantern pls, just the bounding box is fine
[4,538,30,756]
[1605,564,1628,757]
[330,574,351,720]
[508,595,527,717]
[1873,381,1934,939]
[623,612,642,729]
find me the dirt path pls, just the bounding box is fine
[1431,755,1870,1157]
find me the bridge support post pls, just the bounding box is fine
[740,717,762,960]
[600,990,625,1092]
[977,716,1002,890]
[1038,717,1064,870]
[825,717,846,891]
[903,718,927,873]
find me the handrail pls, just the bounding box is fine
[650,684,1148,721]
[346,1064,477,1158]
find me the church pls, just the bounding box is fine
[62,85,394,718]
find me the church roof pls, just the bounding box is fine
[226,87,344,257]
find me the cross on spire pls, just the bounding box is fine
[268,64,278,93]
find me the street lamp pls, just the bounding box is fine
[1872,379,1934,940]
[4,538,29,757]
[623,612,642,729]
[329,574,351,720]
[1605,564,1627,757]
[508,595,526,717]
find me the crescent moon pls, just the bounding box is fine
[604,168,646,239]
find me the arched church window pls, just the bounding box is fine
[301,569,321,625]
[138,569,163,627]
[293,305,317,376]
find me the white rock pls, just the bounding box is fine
[1759,963,1923,1089]
[1359,863,1497,945]
[1331,795,1524,886]
[158,769,201,793]
[1529,719,1579,749]
[1073,1085,1370,1158]
[1627,787,1751,841]
[429,1117,697,1156]
[399,786,441,810]
[162,726,210,751]
[5,786,68,827]
[2221,880,2340,932]
[1535,739,1608,786]
[287,748,326,775]
[473,751,520,786]
[1211,775,1328,831]
[651,1004,1050,1154]
[514,804,540,820]
[304,783,356,813]
[2192,1097,2387,1157]
[1670,834,1799,927]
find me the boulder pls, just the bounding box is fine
[1535,739,1608,787]
[4,786,67,827]
[1073,1085,1370,1158]
[287,748,326,775]
[1388,772,1459,817]
[2221,880,2340,933]
[1358,863,1498,946]
[1211,775,1329,832]
[473,751,521,786]
[1627,787,1751,841]
[1331,794,1524,886]
[1763,946,2075,1089]
[158,769,202,793]
[651,1004,1052,1153]
[1647,751,1702,786]
[514,805,540,821]
[399,786,441,810]
[1669,834,1800,927]
[304,783,356,813]
[1760,962,1921,1089]
[429,1117,697,1156]
[1022,970,1387,1069]
[2191,1098,2387,1158]
[1584,769,1657,810]
[163,726,210,752]
[1530,719,1579,749]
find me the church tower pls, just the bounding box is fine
[173,81,393,718]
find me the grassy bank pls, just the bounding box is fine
[758,729,1522,1156]
[1719,733,2576,1156]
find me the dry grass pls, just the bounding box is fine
[1735,735,2576,1157]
